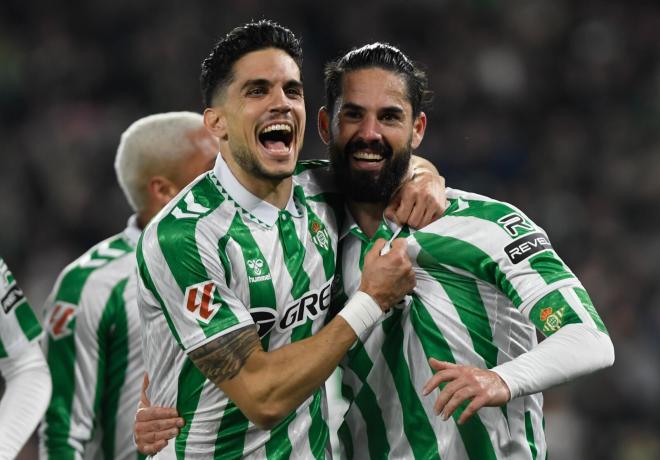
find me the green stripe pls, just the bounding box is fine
[528,290,583,336]
[307,391,330,460]
[381,309,441,460]
[293,159,329,174]
[346,343,390,459]
[95,278,131,459]
[294,185,336,281]
[528,252,575,285]
[136,239,183,347]
[44,319,77,459]
[573,287,608,334]
[525,411,538,460]
[214,401,249,459]
[338,383,355,459]
[15,302,42,340]
[420,261,498,368]
[409,296,498,460]
[414,232,522,307]
[277,210,310,298]
[265,406,297,458]
[0,337,6,358]
[157,183,240,339]
[175,358,207,458]
[226,213,277,349]
[447,198,536,238]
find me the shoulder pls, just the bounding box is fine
[293,160,338,196]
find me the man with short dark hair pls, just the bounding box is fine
[135,21,445,458]
[318,42,614,459]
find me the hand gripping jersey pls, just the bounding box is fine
[40,217,145,460]
[335,188,608,460]
[0,257,42,359]
[136,155,341,459]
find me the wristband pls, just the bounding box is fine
[338,291,383,337]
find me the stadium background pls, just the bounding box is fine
[2,0,659,458]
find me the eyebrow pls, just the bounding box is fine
[240,78,303,92]
[340,103,405,115]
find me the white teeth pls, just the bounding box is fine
[353,151,383,161]
[261,123,292,134]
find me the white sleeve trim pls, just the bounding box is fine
[0,341,52,459]
[492,323,614,399]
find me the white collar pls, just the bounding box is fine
[212,153,302,227]
[123,214,142,247]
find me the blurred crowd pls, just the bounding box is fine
[1,0,659,458]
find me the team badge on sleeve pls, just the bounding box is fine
[47,303,78,339]
[184,281,223,324]
[0,260,27,313]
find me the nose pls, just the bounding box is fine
[269,87,292,114]
[356,114,382,143]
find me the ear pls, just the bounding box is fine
[411,111,427,150]
[147,176,179,209]
[317,106,332,145]
[203,107,228,141]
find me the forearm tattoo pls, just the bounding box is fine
[190,326,261,384]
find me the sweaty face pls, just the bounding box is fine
[219,48,305,182]
[328,68,416,203]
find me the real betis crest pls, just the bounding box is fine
[311,220,330,251]
[541,306,565,334]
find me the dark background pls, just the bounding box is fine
[2,0,659,458]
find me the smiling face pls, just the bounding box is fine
[205,47,305,187]
[319,67,426,203]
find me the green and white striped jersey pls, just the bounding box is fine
[40,217,145,460]
[136,155,341,459]
[335,188,608,460]
[0,257,42,359]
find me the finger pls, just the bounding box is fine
[138,439,168,456]
[141,373,151,406]
[433,377,467,415]
[457,395,487,425]
[136,416,184,432]
[390,238,408,252]
[428,358,456,371]
[384,194,402,224]
[418,204,439,228]
[394,199,414,227]
[441,386,476,421]
[135,422,181,442]
[136,406,181,422]
[422,368,458,395]
[367,239,387,260]
[406,200,426,229]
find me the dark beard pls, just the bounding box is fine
[329,139,411,203]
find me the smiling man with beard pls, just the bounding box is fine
[318,43,614,460]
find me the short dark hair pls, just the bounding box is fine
[200,20,303,107]
[324,42,432,117]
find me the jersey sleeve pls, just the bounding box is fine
[0,258,42,359]
[413,200,608,338]
[137,211,255,353]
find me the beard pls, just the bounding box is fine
[230,143,294,181]
[329,137,412,203]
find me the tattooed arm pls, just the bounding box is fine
[187,238,415,430]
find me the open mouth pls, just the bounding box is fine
[258,123,294,153]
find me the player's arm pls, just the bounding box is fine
[421,212,614,424]
[189,238,414,429]
[0,341,52,459]
[385,155,446,228]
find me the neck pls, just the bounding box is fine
[347,200,387,239]
[224,154,292,209]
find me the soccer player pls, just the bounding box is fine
[39,112,218,459]
[134,20,453,458]
[318,43,615,459]
[0,257,51,459]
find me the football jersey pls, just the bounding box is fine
[40,217,145,460]
[0,257,42,359]
[335,188,608,460]
[137,155,341,459]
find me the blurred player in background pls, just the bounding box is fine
[39,112,217,459]
[319,43,614,459]
[0,257,51,459]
